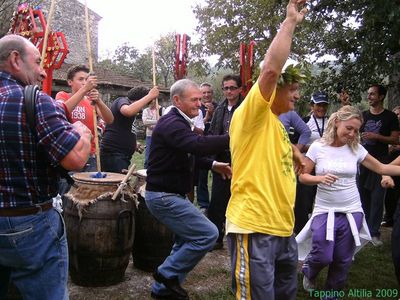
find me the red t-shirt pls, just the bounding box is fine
[56,91,96,154]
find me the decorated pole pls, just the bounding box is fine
[84,0,101,173]
[40,0,56,69]
[152,47,159,120]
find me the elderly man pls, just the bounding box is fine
[225,0,308,299]
[0,35,91,299]
[145,79,231,300]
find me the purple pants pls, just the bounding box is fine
[302,212,363,290]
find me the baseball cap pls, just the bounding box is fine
[311,91,329,104]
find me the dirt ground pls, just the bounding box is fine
[68,246,231,300]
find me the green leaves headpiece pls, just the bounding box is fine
[278,62,311,86]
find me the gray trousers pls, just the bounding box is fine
[227,232,298,300]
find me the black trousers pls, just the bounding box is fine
[208,172,231,243]
[392,199,400,284]
[294,181,317,234]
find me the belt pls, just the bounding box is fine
[0,202,53,217]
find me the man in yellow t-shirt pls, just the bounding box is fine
[225,0,309,299]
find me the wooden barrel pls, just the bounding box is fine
[132,170,174,272]
[63,172,136,286]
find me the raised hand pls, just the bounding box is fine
[84,75,97,92]
[286,0,308,25]
[149,86,160,99]
[88,89,100,104]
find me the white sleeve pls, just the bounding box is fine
[305,141,321,163]
[357,144,369,163]
[193,110,205,130]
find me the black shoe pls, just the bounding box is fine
[381,220,393,227]
[213,241,223,250]
[153,271,189,300]
[151,291,175,299]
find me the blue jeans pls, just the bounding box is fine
[0,208,68,300]
[144,136,152,169]
[145,191,218,295]
[100,150,131,173]
[83,155,97,172]
[58,155,98,196]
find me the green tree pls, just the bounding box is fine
[194,0,400,107]
[132,50,153,83]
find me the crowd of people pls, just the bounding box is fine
[1,0,400,299]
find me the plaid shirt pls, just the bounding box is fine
[0,71,80,208]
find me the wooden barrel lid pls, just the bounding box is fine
[72,172,125,184]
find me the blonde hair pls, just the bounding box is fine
[321,105,363,153]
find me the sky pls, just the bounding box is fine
[83,0,204,59]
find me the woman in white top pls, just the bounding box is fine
[297,105,400,296]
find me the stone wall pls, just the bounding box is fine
[40,0,100,65]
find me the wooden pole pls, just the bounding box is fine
[152,47,160,120]
[40,0,57,69]
[84,0,101,172]
[112,164,136,200]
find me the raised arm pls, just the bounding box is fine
[89,89,114,124]
[120,86,159,117]
[59,75,97,113]
[259,0,308,100]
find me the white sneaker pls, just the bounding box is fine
[303,275,315,291]
[371,236,383,246]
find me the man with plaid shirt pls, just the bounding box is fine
[0,35,91,299]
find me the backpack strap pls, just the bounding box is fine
[24,85,40,130]
[23,85,75,186]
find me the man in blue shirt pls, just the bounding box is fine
[0,35,91,299]
[145,79,231,299]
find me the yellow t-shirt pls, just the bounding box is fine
[226,82,296,237]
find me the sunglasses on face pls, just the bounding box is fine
[222,86,239,91]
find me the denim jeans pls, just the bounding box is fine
[145,191,218,295]
[144,136,152,169]
[0,207,68,300]
[100,150,131,173]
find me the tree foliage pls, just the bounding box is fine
[194,0,400,107]
[99,32,211,88]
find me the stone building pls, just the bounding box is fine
[40,0,100,65]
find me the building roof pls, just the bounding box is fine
[53,63,169,93]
